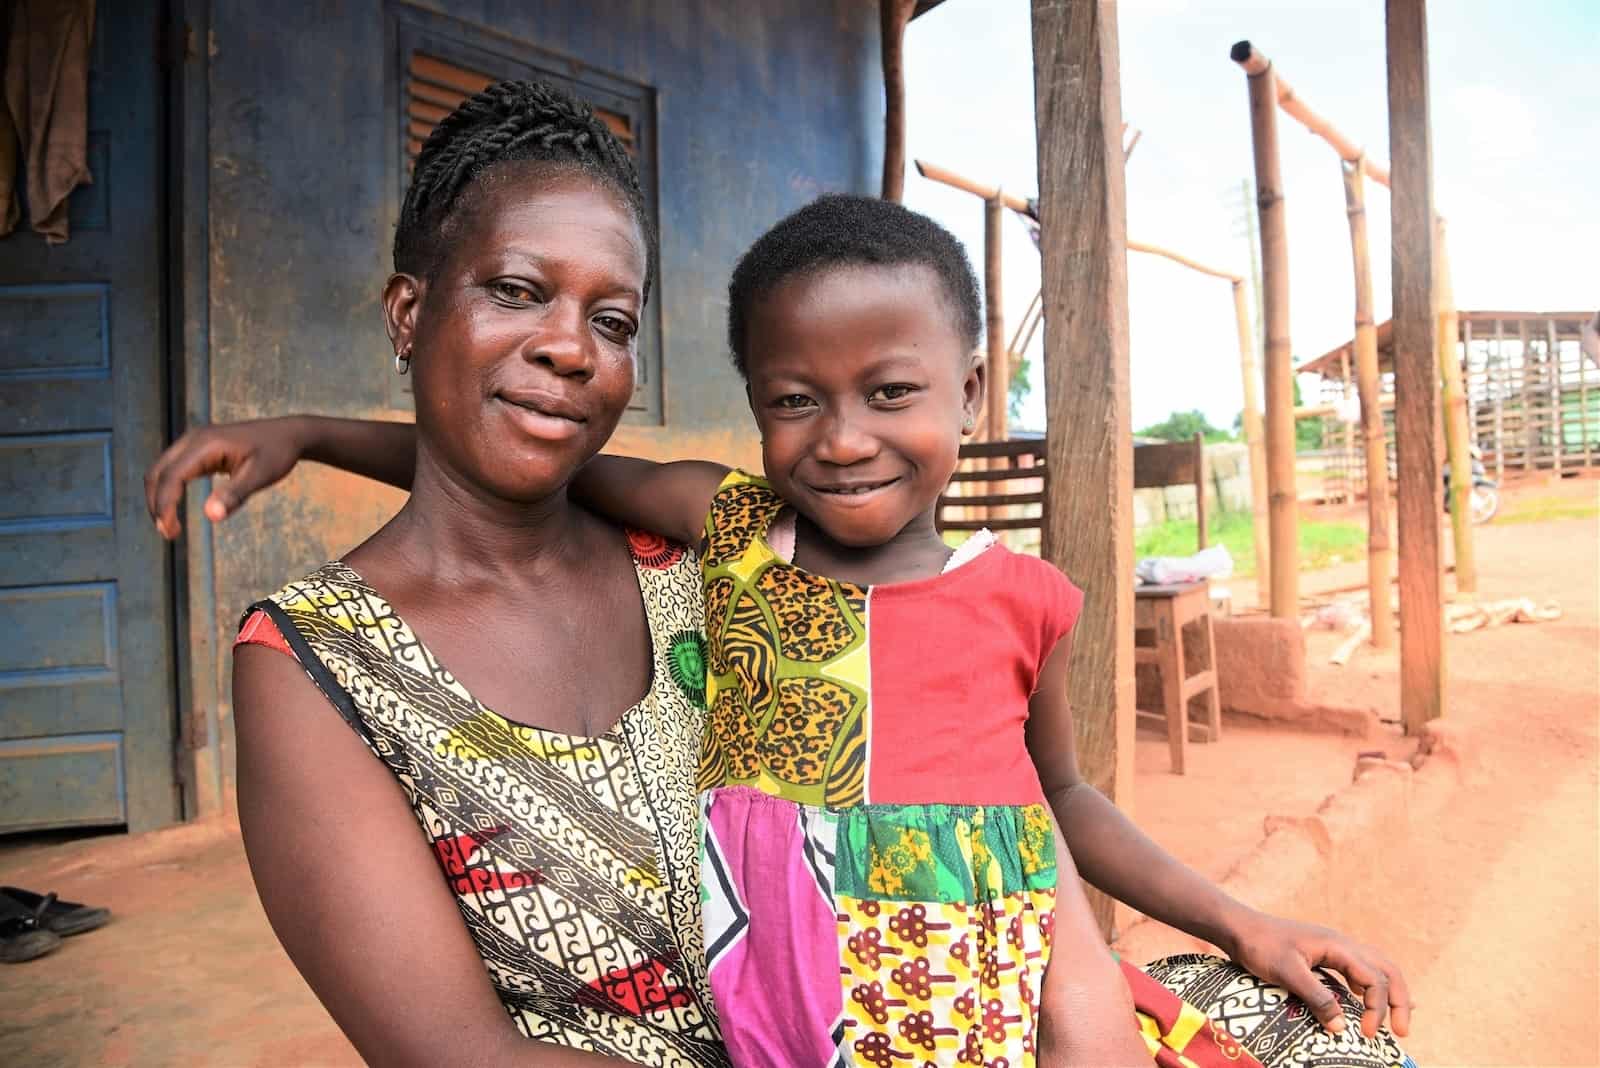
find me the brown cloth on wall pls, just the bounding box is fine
[1,0,95,244]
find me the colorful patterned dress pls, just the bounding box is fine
[235,531,729,1067]
[696,471,1078,1068]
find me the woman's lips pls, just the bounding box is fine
[495,389,587,441]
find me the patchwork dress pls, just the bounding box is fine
[696,471,1078,1068]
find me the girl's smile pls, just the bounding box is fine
[744,263,983,557]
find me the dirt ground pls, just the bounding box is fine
[2,478,1595,1067]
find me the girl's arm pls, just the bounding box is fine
[1025,634,1412,1041]
[146,416,417,538]
[232,645,630,1067]
[567,456,728,548]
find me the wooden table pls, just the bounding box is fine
[1134,581,1222,774]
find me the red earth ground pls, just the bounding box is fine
[1,477,1595,1066]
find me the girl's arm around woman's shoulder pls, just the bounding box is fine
[232,645,632,1067]
[569,455,730,548]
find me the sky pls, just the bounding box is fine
[901,0,1599,432]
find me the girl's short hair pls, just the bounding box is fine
[726,194,983,376]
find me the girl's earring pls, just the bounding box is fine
[961,415,975,435]
[394,346,412,376]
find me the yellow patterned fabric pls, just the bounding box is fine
[247,537,728,1067]
[698,470,872,808]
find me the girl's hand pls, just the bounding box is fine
[144,417,310,539]
[1223,911,1412,1039]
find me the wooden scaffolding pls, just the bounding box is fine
[1302,310,1600,493]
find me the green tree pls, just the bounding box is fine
[1136,408,1234,443]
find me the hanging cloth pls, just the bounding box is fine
[2,0,96,243]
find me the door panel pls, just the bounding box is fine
[0,2,176,832]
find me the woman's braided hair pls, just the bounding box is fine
[394,78,654,301]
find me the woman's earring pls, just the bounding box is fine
[394,346,412,376]
[962,415,975,435]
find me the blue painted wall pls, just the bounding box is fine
[188,0,884,792]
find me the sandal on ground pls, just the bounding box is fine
[0,893,63,964]
[1,887,111,937]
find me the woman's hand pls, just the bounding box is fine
[144,417,311,538]
[1222,911,1412,1039]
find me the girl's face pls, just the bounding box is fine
[744,263,983,549]
[385,165,647,505]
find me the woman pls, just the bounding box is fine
[148,80,1412,1067]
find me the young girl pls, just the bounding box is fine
[566,194,1145,1067]
[147,199,1414,1068]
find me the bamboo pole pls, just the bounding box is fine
[914,156,1272,606]
[1388,0,1445,733]
[1231,41,1392,189]
[879,0,917,201]
[1031,0,1132,939]
[985,193,1008,443]
[1236,46,1298,617]
[1435,218,1476,593]
[1342,160,1395,649]
[1231,279,1271,607]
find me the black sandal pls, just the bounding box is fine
[1,886,111,938]
[0,892,62,964]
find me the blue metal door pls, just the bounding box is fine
[0,3,177,832]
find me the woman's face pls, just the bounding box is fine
[387,165,647,504]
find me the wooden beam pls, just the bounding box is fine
[1342,160,1395,649]
[1435,217,1476,593]
[985,193,1008,442]
[1231,279,1271,608]
[1387,0,1445,732]
[1231,40,1392,190]
[1236,44,1299,617]
[1032,0,1132,940]
[879,0,917,201]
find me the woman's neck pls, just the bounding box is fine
[374,449,595,587]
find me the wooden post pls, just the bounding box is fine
[1434,218,1475,593]
[1231,279,1271,606]
[1548,318,1564,474]
[1233,41,1299,617]
[985,193,1008,442]
[1194,431,1209,549]
[1032,0,1132,939]
[878,0,917,201]
[1493,319,1506,478]
[1340,349,1357,502]
[1342,160,1395,649]
[1388,0,1445,732]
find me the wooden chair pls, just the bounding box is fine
[934,438,1049,556]
[1133,432,1209,550]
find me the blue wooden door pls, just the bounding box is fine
[0,3,177,832]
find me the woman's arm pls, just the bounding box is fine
[145,417,417,538]
[1027,643,1162,1067]
[1033,833,1151,1067]
[232,645,629,1067]
[568,456,729,547]
[1025,634,1412,1040]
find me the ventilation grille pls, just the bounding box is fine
[406,53,636,169]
